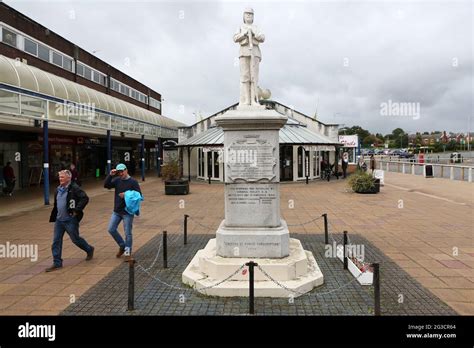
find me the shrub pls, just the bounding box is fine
[161,159,181,181]
[348,170,375,192]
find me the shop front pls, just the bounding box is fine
[338,135,359,174]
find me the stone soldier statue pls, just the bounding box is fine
[234,8,265,107]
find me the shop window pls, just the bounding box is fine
[24,38,37,56]
[298,146,304,177]
[2,28,17,47]
[0,90,20,114]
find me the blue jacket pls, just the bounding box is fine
[124,190,144,216]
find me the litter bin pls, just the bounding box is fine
[373,178,380,193]
[424,164,434,178]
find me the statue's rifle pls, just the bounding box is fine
[247,27,257,103]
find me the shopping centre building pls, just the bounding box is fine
[0,2,184,195]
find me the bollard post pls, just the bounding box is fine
[373,263,381,316]
[322,213,329,245]
[208,175,211,184]
[343,231,348,270]
[127,258,135,311]
[245,261,258,314]
[184,214,189,245]
[306,175,309,184]
[163,231,168,269]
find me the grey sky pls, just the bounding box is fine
[6,0,473,134]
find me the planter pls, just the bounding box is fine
[336,245,373,285]
[164,179,189,195]
[355,178,380,194]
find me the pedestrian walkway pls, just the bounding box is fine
[0,172,472,315]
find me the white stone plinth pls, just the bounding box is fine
[182,238,324,298]
[216,219,290,258]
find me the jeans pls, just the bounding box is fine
[107,212,134,254]
[52,217,93,267]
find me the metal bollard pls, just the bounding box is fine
[184,214,189,245]
[322,213,329,245]
[245,261,258,314]
[127,258,135,311]
[306,175,309,184]
[343,231,348,270]
[373,263,381,316]
[163,231,168,269]
[208,176,211,184]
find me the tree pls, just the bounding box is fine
[338,125,371,142]
[363,134,381,147]
[391,128,408,148]
[375,133,384,141]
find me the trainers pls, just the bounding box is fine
[45,265,62,272]
[124,255,133,263]
[86,246,95,261]
[116,247,125,258]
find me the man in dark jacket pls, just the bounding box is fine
[45,170,94,272]
[104,163,141,261]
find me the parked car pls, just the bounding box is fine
[399,151,414,159]
[389,149,402,156]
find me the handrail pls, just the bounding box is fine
[375,159,473,169]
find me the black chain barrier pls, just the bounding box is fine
[126,212,381,315]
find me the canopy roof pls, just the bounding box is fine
[178,123,341,147]
[0,54,184,129]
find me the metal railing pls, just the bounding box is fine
[367,159,473,182]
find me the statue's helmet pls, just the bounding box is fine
[243,8,254,23]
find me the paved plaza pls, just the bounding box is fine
[0,172,472,315]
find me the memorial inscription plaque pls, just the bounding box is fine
[226,135,276,182]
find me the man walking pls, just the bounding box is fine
[104,163,141,261]
[46,170,94,272]
[342,152,349,179]
[370,154,376,173]
[2,161,15,196]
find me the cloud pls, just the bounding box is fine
[6,0,473,134]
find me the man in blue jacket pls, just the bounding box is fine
[104,163,141,261]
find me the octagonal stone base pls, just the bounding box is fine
[182,238,324,298]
